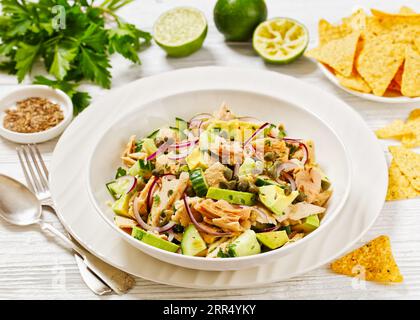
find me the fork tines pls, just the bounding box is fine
[16,144,49,195]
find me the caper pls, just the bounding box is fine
[219,181,229,189]
[264,152,275,161]
[223,167,233,181]
[220,130,229,139]
[293,191,307,203]
[248,184,259,194]
[152,168,164,177]
[185,185,195,197]
[283,184,292,196]
[227,180,237,190]
[237,180,249,192]
[155,137,164,147]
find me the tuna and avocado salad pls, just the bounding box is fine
[106,104,332,258]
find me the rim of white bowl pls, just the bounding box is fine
[86,88,353,267]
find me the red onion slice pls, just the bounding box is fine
[168,138,199,150]
[133,196,176,233]
[133,196,154,231]
[256,224,282,233]
[168,151,191,160]
[183,195,231,236]
[189,113,212,125]
[146,139,174,161]
[115,175,137,195]
[282,172,297,191]
[243,122,269,147]
[236,116,263,124]
[283,138,309,165]
[146,178,159,210]
[275,161,301,177]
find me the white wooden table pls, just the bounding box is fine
[1,0,419,300]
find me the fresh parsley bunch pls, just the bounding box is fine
[0,0,151,114]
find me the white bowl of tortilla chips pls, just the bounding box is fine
[306,7,420,103]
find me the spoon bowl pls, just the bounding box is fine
[0,174,41,226]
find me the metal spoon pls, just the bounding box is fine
[0,174,130,295]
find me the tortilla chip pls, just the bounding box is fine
[407,109,420,122]
[386,160,420,200]
[318,19,352,45]
[389,146,420,191]
[336,69,371,93]
[375,120,413,139]
[399,6,416,15]
[401,46,420,97]
[331,236,403,282]
[306,30,361,77]
[342,9,367,31]
[356,36,405,96]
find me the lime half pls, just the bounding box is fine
[153,7,207,57]
[253,18,309,64]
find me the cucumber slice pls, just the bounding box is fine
[142,138,158,155]
[181,224,207,256]
[227,230,261,257]
[147,129,160,139]
[189,168,208,197]
[128,159,153,178]
[106,175,136,199]
[132,226,179,253]
[176,117,188,139]
[206,187,256,205]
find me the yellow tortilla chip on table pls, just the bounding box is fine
[386,160,420,201]
[389,146,420,191]
[356,36,405,96]
[401,45,420,97]
[336,70,371,93]
[330,235,403,282]
[407,108,420,122]
[305,30,361,77]
[375,120,413,139]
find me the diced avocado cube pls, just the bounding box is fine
[227,230,261,257]
[259,185,298,217]
[206,187,256,205]
[186,147,208,170]
[131,226,179,253]
[294,214,320,233]
[256,230,289,249]
[181,224,207,256]
[141,138,157,155]
[112,193,131,217]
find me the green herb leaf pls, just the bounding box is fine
[80,47,111,88]
[15,43,40,82]
[50,44,78,80]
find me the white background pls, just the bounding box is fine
[0,0,419,299]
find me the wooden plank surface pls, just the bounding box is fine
[0,0,419,299]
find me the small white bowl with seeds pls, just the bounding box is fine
[0,85,73,144]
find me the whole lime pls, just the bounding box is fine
[214,0,268,41]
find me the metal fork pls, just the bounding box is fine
[16,144,134,295]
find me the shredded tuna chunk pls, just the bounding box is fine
[194,199,251,233]
[204,162,228,188]
[148,172,189,226]
[133,176,157,218]
[285,201,326,220]
[295,167,322,203]
[213,103,236,121]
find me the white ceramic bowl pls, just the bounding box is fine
[0,85,73,144]
[318,63,420,103]
[87,89,352,271]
